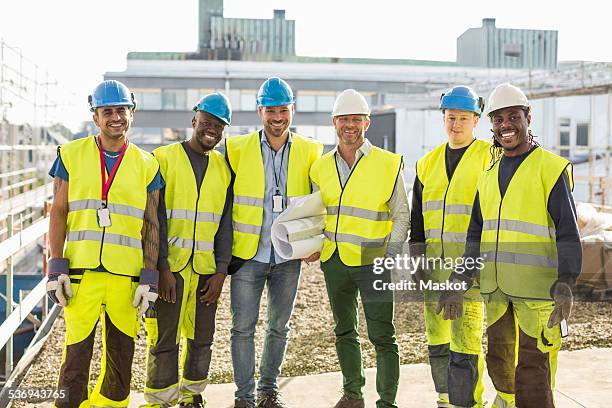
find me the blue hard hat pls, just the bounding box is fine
[256,77,295,107]
[439,86,484,116]
[193,92,232,125]
[88,80,136,112]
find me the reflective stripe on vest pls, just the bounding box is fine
[226,131,323,259]
[60,136,158,276]
[153,143,230,274]
[482,219,555,239]
[477,147,572,300]
[326,205,390,221]
[481,251,558,269]
[234,195,264,207]
[168,236,215,251]
[68,199,145,219]
[310,145,402,266]
[66,230,142,249]
[166,208,222,224]
[417,139,491,262]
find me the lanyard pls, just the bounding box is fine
[271,141,288,194]
[97,136,128,206]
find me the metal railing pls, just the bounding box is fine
[0,213,51,382]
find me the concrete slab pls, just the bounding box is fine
[39,348,612,407]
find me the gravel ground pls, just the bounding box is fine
[16,262,612,400]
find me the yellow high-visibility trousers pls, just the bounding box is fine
[424,286,485,408]
[55,271,140,408]
[143,264,218,407]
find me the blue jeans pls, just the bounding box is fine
[230,259,302,402]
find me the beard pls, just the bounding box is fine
[264,121,289,138]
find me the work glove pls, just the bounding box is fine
[435,273,472,320]
[133,268,159,318]
[548,281,573,328]
[46,258,72,307]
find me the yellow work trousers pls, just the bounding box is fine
[143,264,218,407]
[485,290,561,408]
[424,286,485,408]
[55,270,140,408]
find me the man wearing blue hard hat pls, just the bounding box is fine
[409,86,490,408]
[143,92,234,408]
[225,77,323,408]
[47,79,164,407]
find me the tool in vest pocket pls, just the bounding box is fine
[560,319,569,338]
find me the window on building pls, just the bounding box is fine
[162,89,187,110]
[576,123,589,146]
[129,127,162,144]
[298,95,316,112]
[133,89,162,110]
[187,89,201,108]
[296,126,316,138]
[317,95,335,112]
[228,89,241,111]
[240,91,256,111]
[559,131,570,158]
[558,117,571,158]
[316,126,336,145]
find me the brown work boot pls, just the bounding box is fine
[333,393,365,408]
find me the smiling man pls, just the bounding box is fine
[410,86,490,408]
[142,93,233,408]
[47,80,162,407]
[310,89,409,408]
[225,77,323,408]
[437,83,582,408]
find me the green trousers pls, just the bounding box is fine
[321,252,399,408]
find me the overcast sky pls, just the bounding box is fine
[1,0,609,129]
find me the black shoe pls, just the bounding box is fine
[180,394,206,408]
[256,390,288,408]
[234,399,256,408]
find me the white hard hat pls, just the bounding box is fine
[332,89,370,117]
[485,83,529,116]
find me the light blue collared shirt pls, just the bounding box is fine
[253,130,292,264]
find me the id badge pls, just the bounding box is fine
[272,194,284,213]
[97,207,112,227]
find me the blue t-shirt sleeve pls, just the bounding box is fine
[49,156,69,181]
[147,170,165,192]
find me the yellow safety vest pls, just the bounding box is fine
[60,136,159,277]
[477,146,573,300]
[226,131,323,259]
[153,143,230,274]
[310,146,402,266]
[417,139,491,263]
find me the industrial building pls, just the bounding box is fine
[105,58,521,149]
[457,18,558,70]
